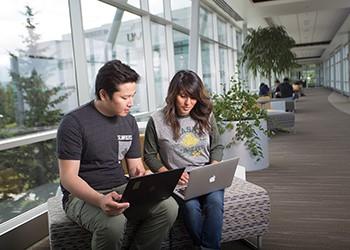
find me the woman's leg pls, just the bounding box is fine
[201,190,224,249]
[182,198,203,246]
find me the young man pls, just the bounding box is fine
[57,60,178,250]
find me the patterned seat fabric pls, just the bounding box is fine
[267,110,295,131]
[47,178,270,249]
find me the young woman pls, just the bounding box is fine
[143,70,224,249]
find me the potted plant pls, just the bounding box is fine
[212,78,269,171]
[240,25,298,87]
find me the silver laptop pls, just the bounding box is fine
[173,157,239,200]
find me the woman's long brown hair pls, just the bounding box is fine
[163,70,212,140]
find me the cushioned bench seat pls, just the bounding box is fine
[47,178,270,249]
[267,109,295,131]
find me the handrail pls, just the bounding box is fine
[0,129,57,151]
[0,119,149,152]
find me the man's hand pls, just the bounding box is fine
[178,172,189,185]
[99,191,130,216]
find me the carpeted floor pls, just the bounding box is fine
[225,87,350,250]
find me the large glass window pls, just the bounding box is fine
[335,50,341,90]
[0,139,58,223]
[0,1,76,139]
[200,40,215,92]
[199,7,213,39]
[342,45,349,93]
[151,22,169,108]
[173,30,189,72]
[217,18,227,45]
[149,0,164,17]
[330,56,335,88]
[0,1,74,225]
[81,1,148,113]
[171,0,191,29]
[219,47,229,93]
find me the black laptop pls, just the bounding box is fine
[120,168,184,205]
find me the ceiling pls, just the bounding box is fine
[245,0,350,64]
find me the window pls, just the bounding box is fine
[0,0,74,224]
[149,0,164,17]
[217,18,227,45]
[173,30,189,72]
[151,22,169,107]
[0,2,76,138]
[0,139,58,224]
[343,45,349,93]
[81,1,148,113]
[199,7,213,39]
[200,40,215,92]
[219,46,229,93]
[171,0,191,28]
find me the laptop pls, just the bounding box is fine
[173,157,239,200]
[120,168,184,205]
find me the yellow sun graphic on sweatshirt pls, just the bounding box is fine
[181,133,199,148]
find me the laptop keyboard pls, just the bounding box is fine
[177,186,187,196]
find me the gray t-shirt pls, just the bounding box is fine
[144,109,223,172]
[56,101,141,205]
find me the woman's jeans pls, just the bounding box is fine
[182,190,224,249]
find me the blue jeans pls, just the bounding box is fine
[182,190,224,249]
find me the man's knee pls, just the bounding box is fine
[96,215,127,242]
[157,197,179,224]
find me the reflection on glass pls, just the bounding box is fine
[201,40,215,92]
[151,23,168,108]
[173,30,189,72]
[171,0,191,28]
[81,1,148,113]
[217,18,227,45]
[0,1,77,139]
[219,46,228,93]
[0,139,58,224]
[199,7,213,39]
[149,0,164,17]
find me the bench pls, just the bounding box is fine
[47,178,270,249]
[267,109,295,132]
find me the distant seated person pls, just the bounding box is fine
[292,81,302,99]
[272,79,281,98]
[275,77,293,98]
[259,82,270,97]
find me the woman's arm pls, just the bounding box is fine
[143,117,165,172]
[209,115,224,163]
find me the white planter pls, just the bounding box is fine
[220,119,269,172]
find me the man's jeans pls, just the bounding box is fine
[182,190,224,249]
[65,184,178,250]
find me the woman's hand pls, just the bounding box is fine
[178,171,189,185]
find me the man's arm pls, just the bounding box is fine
[59,159,129,216]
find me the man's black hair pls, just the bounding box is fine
[283,77,289,82]
[95,60,140,100]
